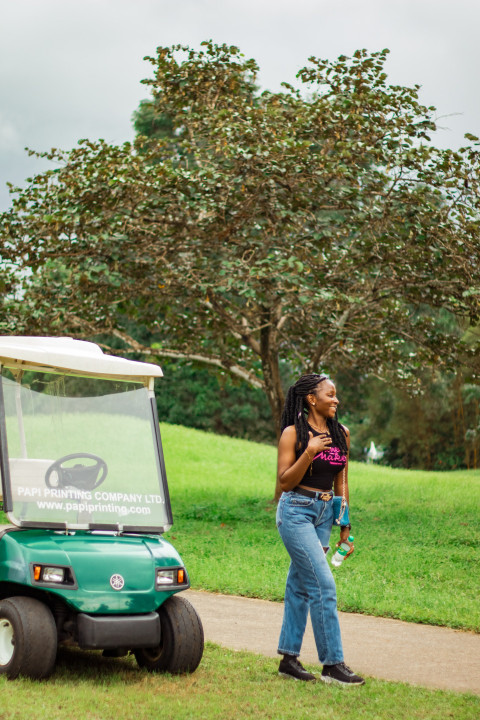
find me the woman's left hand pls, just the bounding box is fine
[337,534,354,557]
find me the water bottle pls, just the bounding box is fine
[331,535,354,567]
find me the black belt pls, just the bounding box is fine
[294,487,333,501]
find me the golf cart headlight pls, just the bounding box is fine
[156,569,176,586]
[41,566,66,583]
[156,568,186,587]
[31,563,76,587]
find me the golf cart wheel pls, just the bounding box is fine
[134,595,204,674]
[0,597,57,679]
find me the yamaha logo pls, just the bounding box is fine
[110,574,125,591]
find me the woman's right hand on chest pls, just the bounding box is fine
[307,430,332,455]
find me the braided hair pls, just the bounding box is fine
[280,373,348,455]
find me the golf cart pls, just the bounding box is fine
[0,336,204,679]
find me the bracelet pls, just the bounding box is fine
[341,523,352,531]
[305,448,314,463]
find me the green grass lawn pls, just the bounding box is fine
[1,421,478,631]
[0,643,478,720]
[159,424,480,632]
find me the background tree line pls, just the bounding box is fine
[1,42,479,487]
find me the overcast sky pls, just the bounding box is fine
[1,0,479,211]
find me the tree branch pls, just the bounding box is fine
[110,329,264,389]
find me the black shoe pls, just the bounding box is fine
[279,655,316,681]
[321,662,365,686]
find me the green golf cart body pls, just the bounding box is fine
[0,336,203,679]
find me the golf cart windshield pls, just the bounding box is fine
[0,369,172,532]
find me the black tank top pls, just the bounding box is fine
[297,425,347,491]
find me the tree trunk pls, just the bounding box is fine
[259,320,285,501]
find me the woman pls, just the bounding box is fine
[276,373,364,686]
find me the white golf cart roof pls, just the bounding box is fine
[0,336,163,381]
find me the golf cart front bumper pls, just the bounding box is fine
[77,611,160,649]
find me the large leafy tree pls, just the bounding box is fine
[1,43,479,491]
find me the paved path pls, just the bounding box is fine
[185,590,480,695]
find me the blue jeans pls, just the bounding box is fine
[276,491,344,665]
